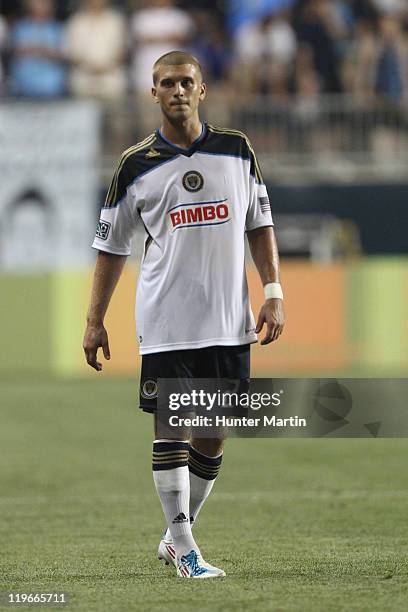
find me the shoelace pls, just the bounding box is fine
[181,550,206,576]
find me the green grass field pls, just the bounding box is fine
[1,378,408,611]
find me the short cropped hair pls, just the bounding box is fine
[153,51,203,85]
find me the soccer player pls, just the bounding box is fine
[83,51,285,578]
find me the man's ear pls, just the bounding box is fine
[199,82,207,101]
[151,87,159,103]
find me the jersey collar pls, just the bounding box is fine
[156,122,207,157]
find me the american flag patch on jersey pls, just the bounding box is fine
[259,196,270,214]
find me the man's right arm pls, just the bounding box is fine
[83,251,127,371]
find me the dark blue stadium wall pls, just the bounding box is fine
[267,183,408,254]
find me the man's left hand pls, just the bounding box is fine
[255,298,285,345]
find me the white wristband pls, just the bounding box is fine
[264,282,283,300]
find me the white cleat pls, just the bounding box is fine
[177,550,226,578]
[158,537,177,568]
[158,535,225,576]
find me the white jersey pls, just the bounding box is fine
[92,123,273,355]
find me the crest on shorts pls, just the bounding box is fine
[182,171,204,192]
[141,379,158,400]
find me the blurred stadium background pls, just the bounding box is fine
[2,2,408,609]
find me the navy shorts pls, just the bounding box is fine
[139,344,250,413]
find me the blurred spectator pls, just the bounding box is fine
[0,15,7,94]
[1,1,22,19]
[371,0,406,15]
[233,10,297,99]
[9,0,66,97]
[287,42,321,155]
[293,0,344,93]
[351,13,407,104]
[190,11,230,84]
[292,43,320,110]
[349,16,377,100]
[130,0,194,93]
[232,19,264,99]
[333,0,355,32]
[65,0,127,100]
[264,12,298,67]
[374,16,407,103]
[262,12,297,97]
[55,1,81,21]
[352,0,380,21]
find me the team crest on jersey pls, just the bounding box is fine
[141,379,158,400]
[182,171,204,192]
[95,220,111,240]
[167,200,231,232]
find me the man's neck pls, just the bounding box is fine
[160,117,203,149]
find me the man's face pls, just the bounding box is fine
[152,64,206,122]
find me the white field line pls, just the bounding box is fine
[0,490,408,506]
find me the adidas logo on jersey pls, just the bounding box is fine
[167,201,231,232]
[145,147,160,158]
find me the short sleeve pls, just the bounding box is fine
[92,155,138,255]
[245,146,273,231]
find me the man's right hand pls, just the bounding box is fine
[83,323,111,371]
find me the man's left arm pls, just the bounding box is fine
[247,226,285,345]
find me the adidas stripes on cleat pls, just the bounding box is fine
[157,537,177,568]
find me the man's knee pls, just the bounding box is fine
[190,437,225,457]
[154,413,191,440]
